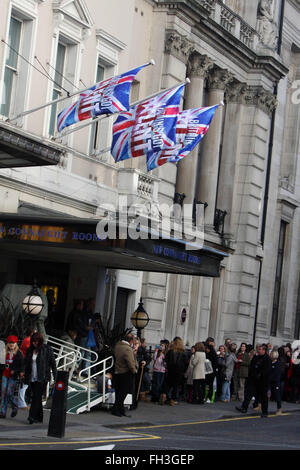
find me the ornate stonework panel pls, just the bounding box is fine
[243,85,278,115]
[256,0,278,50]
[207,66,234,90]
[225,79,247,103]
[187,52,214,78]
[165,30,195,64]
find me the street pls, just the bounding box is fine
[116,413,300,451]
[0,402,299,453]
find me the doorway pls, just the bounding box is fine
[114,287,130,333]
[16,259,70,331]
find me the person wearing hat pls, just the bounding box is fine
[0,335,24,419]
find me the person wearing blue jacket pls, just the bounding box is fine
[269,350,282,415]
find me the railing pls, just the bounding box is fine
[196,0,258,50]
[77,355,114,411]
[220,4,236,34]
[240,22,255,48]
[47,335,98,377]
[158,0,259,49]
[46,335,114,412]
[118,168,159,208]
[137,174,154,199]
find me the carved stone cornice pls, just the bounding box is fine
[225,79,247,103]
[156,1,288,84]
[207,66,234,91]
[243,85,278,115]
[165,30,195,64]
[187,52,214,78]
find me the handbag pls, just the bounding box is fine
[205,359,213,375]
[86,329,96,348]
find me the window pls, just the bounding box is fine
[130,79,140,105]
[49,42,66,136]
[294,275,300,339]
[0,6,36,121]
[89,62,105,153]
[89,61,114,156]
[89,29,126,157]
[271,221,287,336]
[0,17,22,117]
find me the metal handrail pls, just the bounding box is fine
[45,335,114,412]
[56,350,78,371]
[46,334,99,361]
[77,355,114,411]
[46,334,99,377]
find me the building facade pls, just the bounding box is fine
[0,0,299,348]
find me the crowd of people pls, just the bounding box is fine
[1,321,300,422]
[113,335,300,418]
[52,297,300,416]
[0,329,57,423]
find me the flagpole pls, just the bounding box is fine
[6,60,156,123]
[55,77,191,139]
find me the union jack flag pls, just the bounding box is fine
[57,64,149,132]
[111,83,186,163]
[146,104,220,171]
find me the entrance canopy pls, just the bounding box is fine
[0,123,62,168]
[0,213,229,277]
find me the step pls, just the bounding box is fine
[67,390,104,414]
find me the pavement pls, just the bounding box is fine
[0,398,299,446]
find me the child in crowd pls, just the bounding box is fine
[97,371,114,394]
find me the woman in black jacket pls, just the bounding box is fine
[164,338,189,405]
[24,332,57,424]
[205,343,218,403]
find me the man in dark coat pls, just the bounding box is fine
[134,338,151,403]
[111,333,138,417]
[236,344,272,417]
[205,343,218,402]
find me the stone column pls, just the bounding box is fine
[196,66,233,226]
[148,29,194,198]
[175,53,214,205]
[216,79,247,237]
[220,85,278,340]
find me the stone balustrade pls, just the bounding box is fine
[137,174,155,199]
[220,3,236,34]
[194,0,259,50]
[118,168,159,206]
[208,0,258,49]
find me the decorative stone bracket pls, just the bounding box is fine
[165,30,195,64]
[243,85,278,115]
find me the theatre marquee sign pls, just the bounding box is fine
[0,216,228,277]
